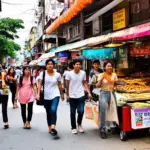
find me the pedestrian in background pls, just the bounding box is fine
[62,62,73,101]
[7,67,18,109]
[37,59,64,135]
[0,64,9,129]
[66,60,92,134]
[15,67,22,80]
[16,66,37,129]
[36,67,45,87]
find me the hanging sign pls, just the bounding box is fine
[113,8,126,31]
[130,44,150,56]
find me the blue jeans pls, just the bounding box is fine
[70,96,85,129]
[44,97,60,126]
[99,91,117,129]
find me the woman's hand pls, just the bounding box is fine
[61,94,65,101]
[36,94,40,100]
[66,94,70,101]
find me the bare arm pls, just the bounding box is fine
[66,80,70,97]
[16,84,20,99]
[82,80,91,95]
[58,81,63,95]
[33,83,37,95]
[37,79,42,97]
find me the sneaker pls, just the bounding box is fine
[100,128,107,139]
[72,129,78,134]
[78,125,84,133]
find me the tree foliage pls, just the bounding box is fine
[0,17,24,59]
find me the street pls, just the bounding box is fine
[0,94,149,150]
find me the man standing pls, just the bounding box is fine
[66,60,92,134]
[89,60,103,94]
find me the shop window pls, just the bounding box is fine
[102,9,113,33]
[67,23,80,40]
[130,0,150,25]
[92,17,100,35]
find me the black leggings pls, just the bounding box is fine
[20,102,34,123]
[0,95,8,123]
[9,83,16,105]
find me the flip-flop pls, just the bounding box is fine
[50,129,57,136]
[4,125,9,129]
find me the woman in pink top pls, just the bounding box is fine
[16,66,37,129]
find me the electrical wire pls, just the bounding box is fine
[2,1,33,6]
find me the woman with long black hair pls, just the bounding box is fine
[7,67,18,109]
[16,66,37,129]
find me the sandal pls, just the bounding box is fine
[50,129,57,136]
[4,125,9,129]
[23,123,27,129]
[26,122,31,129]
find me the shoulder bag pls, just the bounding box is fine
[36,71,45,106]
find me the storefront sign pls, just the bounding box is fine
[130,44,150,56]
[71,51,80,59]
[131,108,150,129]
[113,8,126,31]
[58,57,68,63]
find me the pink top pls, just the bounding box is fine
[18,77,35,104]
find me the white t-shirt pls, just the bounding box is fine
[36,75,40,87]
[63,70,69,79]
[15,69,22,78]
[66,70,86,98]
[39,71,61,100]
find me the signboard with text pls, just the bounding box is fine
[113,8,126,31]
[130,44,150,56]
[131,108,150,129]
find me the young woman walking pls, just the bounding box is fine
[7,68,18,109]
[16,66,37,129]
[37,59,64,135]
[95,61,119,139]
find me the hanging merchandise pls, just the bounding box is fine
[46,0,94,34]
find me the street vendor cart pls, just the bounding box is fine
[85,77,150,141]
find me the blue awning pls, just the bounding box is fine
[82,48,118,60]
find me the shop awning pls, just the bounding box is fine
[37,52,55,63]
[82,48,118,60]
[54,39,89,53]
[112,22,150,41]
[88,34,111,46]
[29,60,38,66]
[46,0,94,34]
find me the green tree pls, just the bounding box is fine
[0,17,24,60]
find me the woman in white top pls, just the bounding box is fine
[95,61,119,139]
[37,59,64,135]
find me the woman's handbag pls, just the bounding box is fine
[36,71,45,106]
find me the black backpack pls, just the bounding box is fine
[19,76,33,87]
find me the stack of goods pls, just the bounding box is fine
[116,78,150,93]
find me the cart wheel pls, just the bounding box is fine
[111,128,116,134]
[120,131,128,141]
